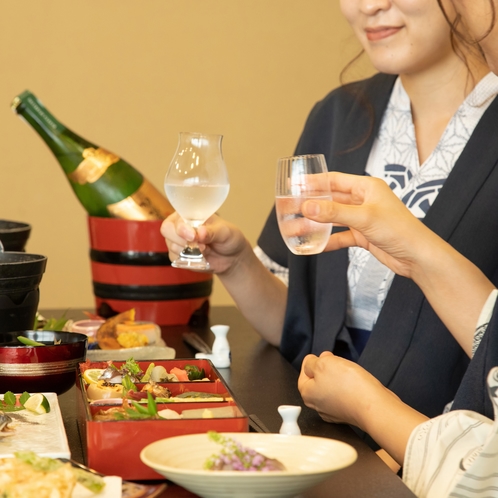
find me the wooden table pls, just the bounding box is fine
[54,306,415,498]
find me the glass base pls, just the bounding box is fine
[172,246,211,271]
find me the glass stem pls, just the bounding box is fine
[181,241,204,260]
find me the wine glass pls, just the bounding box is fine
[275,154,332,255]
[164,132,230,270]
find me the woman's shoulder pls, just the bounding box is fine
[314,73,397,113]
[295,73,397,155]
[301,73,396,135]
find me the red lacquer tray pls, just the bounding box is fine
[77,359,249,480]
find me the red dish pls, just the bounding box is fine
[0,331,87,395]
[77,359,249,480]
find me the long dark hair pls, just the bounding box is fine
[437,0,496,44]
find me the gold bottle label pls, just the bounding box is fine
[107,179,174,220]
[69,147,120,185]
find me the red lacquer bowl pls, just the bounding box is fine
[0,331,87,395]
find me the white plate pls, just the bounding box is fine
[0,392,70,459]
[140,432,357,498]
[86,342,176,361]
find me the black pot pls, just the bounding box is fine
[0,220,31,252]
[0,252,47,278]
[0,252,47,332]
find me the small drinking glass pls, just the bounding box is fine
[275,154,332,255]
[164,132,230,270]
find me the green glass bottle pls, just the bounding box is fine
[11,90,173,220]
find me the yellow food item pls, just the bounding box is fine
[0,457,76,498]
[82,368,105,385]
[24,393,51,415]
[116,330,149,348]
[86,380,123,401]
[96,309,135,349]
[116,320,155,333]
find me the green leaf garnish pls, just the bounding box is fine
[19,392,31,405]
[185,364,206,381]
[147,392,157,416]
[122,358,142,377]
[0,391,23,412]
[3,391,16,406]
[122,374,137,393]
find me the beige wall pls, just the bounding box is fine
[0,1,374,312]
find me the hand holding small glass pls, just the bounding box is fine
[164,132,229,270]
[275,154,333,255]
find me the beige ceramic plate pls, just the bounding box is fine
[86,343,176,361]
[0,392,70,459]
[140,432,357,498]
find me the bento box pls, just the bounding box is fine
[77,358,249,480]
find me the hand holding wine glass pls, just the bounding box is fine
[275,154,333,255]
[164,132,229,270]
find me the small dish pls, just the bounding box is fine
[67,459,167,498]
[86,343,176,361]
[140,432,358,498]
[0,392,70,459]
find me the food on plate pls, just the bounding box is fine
[140,380,172,399]
[94,310,162,350]
[115,320,159,347]
[159,406,240,420]
[0,451,105,498]
[0,391,50,415]
[204,431,286,472]
[93,397,238,422]
[81,359,209,387]
[82,368,105,385]
[115,329,148,349]
[95,309,136,349]
[172,391,227,402]
[0,411,12,431]
[23,393,51,415]
[82,359,145,387]
[94,393,158,421]
[86,381,124,401]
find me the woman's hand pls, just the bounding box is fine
[161,211,288,346]
[160,212,252,275]
[302,172,437,279]
[298,351,390,428]
[298,351,428,466]
[302,171,496,357]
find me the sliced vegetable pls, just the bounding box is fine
[170,367,189,382]
[17,336,45,346]
[142,362,155,382]
[24,393,51,414]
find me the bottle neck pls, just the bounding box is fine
[12,91,94,159]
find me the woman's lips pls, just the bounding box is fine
[365,27,401,41]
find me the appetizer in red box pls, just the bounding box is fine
[77,358,248,480]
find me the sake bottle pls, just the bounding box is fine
[11,90,174,220]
